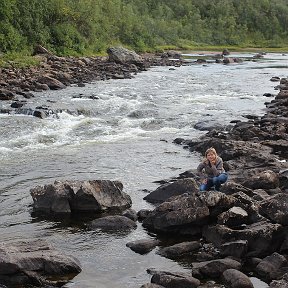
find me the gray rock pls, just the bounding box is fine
[37,75,66,90]
[158,241,200,259]
[143,193,210,233]
[126,239,160,254]
[122,208,138,221]
[203,221,283,257]
[90,215,137,231]
[30,180,131,214]
[217,206,249,227]
[220,240,248,259]
[0,239,81,287]
[259,194,288,225]
[231,192,265,223]
[151,270,200,288]
[107,47,143,64]
[242,170,279,190]
[143,178,199,204]
[137,209,152,221]
[220,181,254,197]
[33,44,51,55]
[194,119,226,132]
[222,269,253,288]
[143,192,235,233]
[252,189,270,201]
[256,252,288,281]
[192,258,241,279]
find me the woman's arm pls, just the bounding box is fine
[211,157,224,176]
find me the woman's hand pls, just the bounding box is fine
[201,178,207,184]
[209,160,216,165]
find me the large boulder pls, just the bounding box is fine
[203,221,283,257]
[192,258,241,279]
[255,252,288,282]
[30,180,132,214]
[220,181,254,196]
[242,170,279,190]
[142,194,209,233]
[222,269,254,288]
[107,47,143,65]
[37,75,66,90]
[217,206,249,227]
[143,192,235,233]
[0,239,81,287]
[259,194,288,225]
[143,178,199,204]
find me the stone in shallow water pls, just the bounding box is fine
[0,239,81,287]
[90,215,137,231]
[30,179,132,214]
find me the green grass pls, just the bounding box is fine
[0,52,41,68]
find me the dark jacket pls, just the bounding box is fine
[197,156,225,179]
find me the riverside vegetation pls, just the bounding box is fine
[0,0,288,59]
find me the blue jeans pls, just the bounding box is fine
[199,173,228,191]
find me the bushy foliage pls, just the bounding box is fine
[0,0,287,55]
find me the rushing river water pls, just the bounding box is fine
[0,52,287,287]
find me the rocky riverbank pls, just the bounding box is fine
[0,46,185,118]
[134,75,288,287]
[0,46,256,119]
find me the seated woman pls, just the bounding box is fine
[197,147,228,191]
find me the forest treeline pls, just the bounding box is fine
[1,0,288,55]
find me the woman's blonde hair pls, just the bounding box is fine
[204,147,217,158]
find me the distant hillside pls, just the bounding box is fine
[0,0,288,55]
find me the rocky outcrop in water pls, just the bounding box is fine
[137,77,288,287]
[30,179,132,214]
[0,239,81,287]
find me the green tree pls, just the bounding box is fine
[0,0,288,55]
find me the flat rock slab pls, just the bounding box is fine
[0,239,81,287]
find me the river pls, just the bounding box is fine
[0,52,287,287]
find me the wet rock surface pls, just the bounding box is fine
[30,179,131,214]
[90,215,137,231]
[0,239,81,287]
